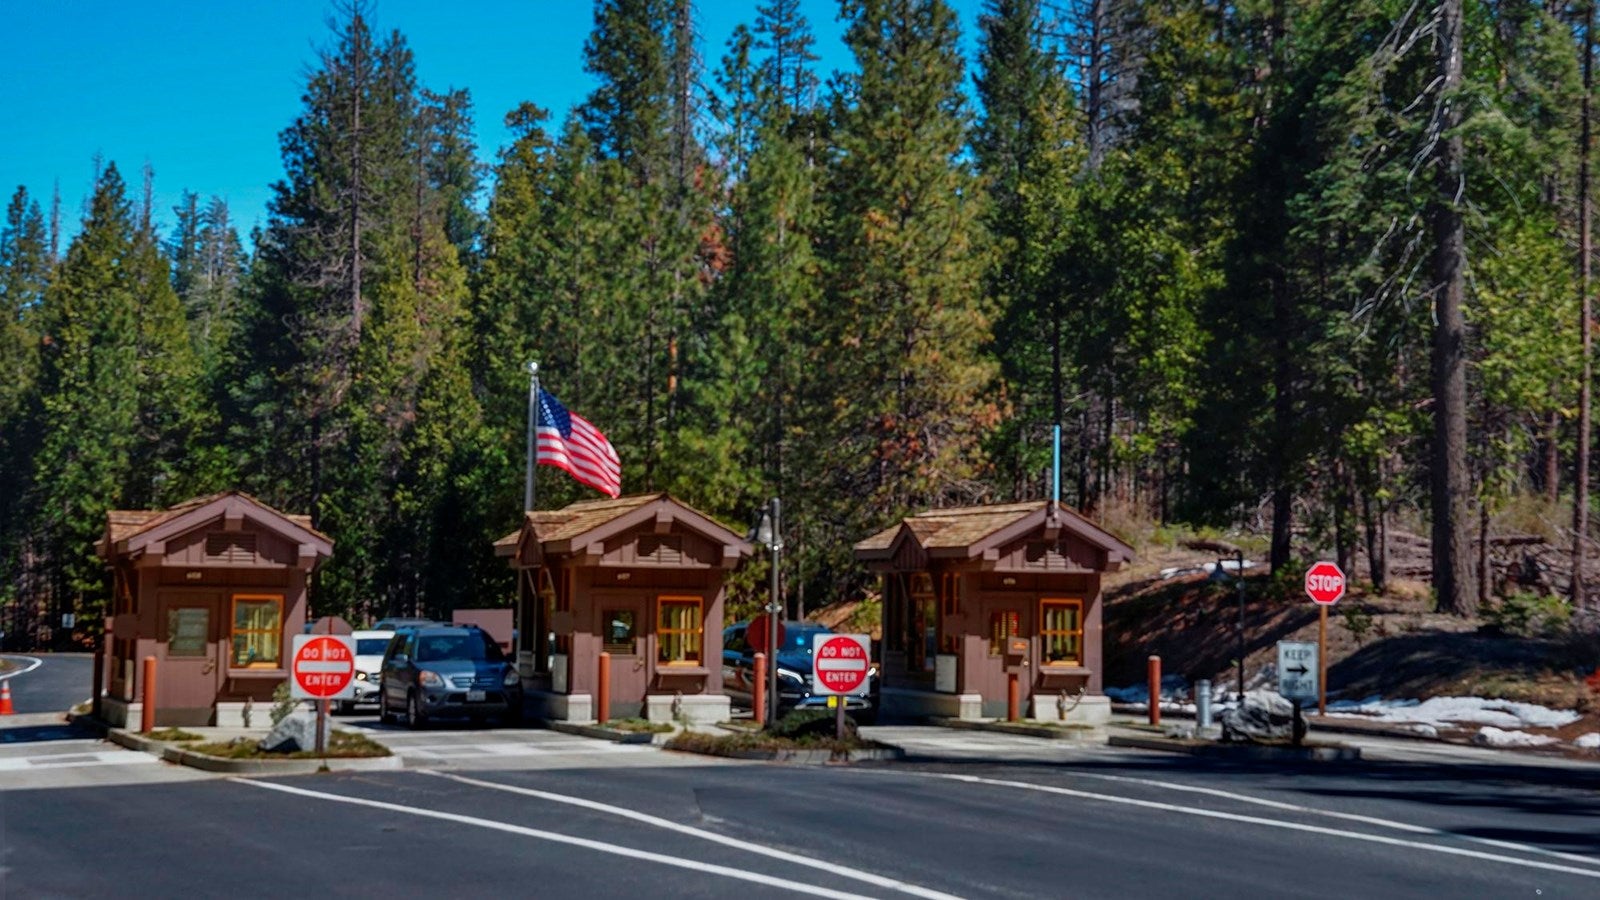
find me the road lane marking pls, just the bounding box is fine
[887,771,1600,881]
[1054,769,1600,871]
[423,770,963,900]
[233,778,875,899]
[0,656,44,681]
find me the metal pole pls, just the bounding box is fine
[1052,423,1062,505]
[524,361,539,512]
[141,656,157,733]
[1236,550,1245,702]
[767,497,781,728]
[1147,655,1161,725]
[1318,604,1328,716]
[752,652,767,726]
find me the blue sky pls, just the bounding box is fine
[3,0,983,242]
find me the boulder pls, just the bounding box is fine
[262,710,318,753]
[1220,690,1301,744]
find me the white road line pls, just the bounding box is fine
[1055,769,1600,870]
[0,656,44,681]
[233,777,871,899]
[889,771,1600,880]
[424,770,963,900]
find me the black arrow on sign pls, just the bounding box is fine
[1286,664,1309,675]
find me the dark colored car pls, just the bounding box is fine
[379,624,522,728]
[722,622,878,723]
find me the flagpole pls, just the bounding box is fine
[524,361,539,512]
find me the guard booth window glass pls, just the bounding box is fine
[230,595,282,668]
[603,609,636,654]
[657,597,702,665]
[1039,599,1083,666]
[989,610,1020,656]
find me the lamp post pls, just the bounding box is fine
[748,498,782,728]
[1209,550,1246,702]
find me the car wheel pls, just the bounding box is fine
[406,691,427,730]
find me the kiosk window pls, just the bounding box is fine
[1040,599,1083,666]
[657,597,702,665]
[168,607,210,657]
[989,610,1019,656]
[603,609,636,654]
[230,595,282,668]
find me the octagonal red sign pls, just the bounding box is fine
[1304,561,1346,606]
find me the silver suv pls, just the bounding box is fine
[378,625,522,728]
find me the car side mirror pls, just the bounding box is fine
[391,654,408,665]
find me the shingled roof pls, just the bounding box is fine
[100,491,330,560]
[855,500,1133,565]
[496,493,751,563]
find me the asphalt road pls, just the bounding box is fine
[0,653,91,714]
[3,749,1597,898]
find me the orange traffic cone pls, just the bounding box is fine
[0,680,13,715]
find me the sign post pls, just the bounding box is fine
[1276,640,1317,746]
[812,633,871,741]
[1303,561,1345,716]
[290,633,357,755]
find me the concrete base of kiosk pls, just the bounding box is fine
[644,693,729,726]
[525,690,595,724]
[1029,693,1111,726]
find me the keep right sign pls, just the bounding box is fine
[1304,560,1346,606]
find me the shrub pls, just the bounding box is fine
[1482,591,1572,638]
[1342,603,1374,645]
[269,682,300,726]
[769,707,858,740]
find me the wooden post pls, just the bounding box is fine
[597,651,611,725]
[1007,671,1020,722]
[140,655,157,733]
[835,695,846,740]
[1318,605,1328,716]
[1147,655,1161,726]
[752,652,767,727]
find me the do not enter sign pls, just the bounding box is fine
[812,633,871,696]
[290,634,357,700]
[1304,561,1346,606]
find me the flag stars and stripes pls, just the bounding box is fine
[536,387,622,498]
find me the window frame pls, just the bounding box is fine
[1038,598,1085,667]
[988,609,1020,657]
[228,593,284,669]
[656,595,703,666]
[602,608,637,655]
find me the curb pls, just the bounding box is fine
[105,727,402,774]
[548,721,664,744]
[666,744,905,764]
[929,718,1106,742]
[1109,733,1362,762]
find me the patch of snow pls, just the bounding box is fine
[1159,558,1258,580]
[1471,727,1559,749]
[1575,733,1600,750]
[1322,696,1579,730]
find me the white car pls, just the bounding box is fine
[338,629,396,714]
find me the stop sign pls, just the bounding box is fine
[746,613,786,656]
[290,634,357,700]
[1304,561,1346,606]
[812,634,871,695]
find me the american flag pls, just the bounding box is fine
[536,387,622,498]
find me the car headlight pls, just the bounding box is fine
[503,668,519,687]
[419,670,443,688]
[354,671,369,682]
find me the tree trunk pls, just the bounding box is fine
[1430,0,1477,615]
[1574,0,1594,611]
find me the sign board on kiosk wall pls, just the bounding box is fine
[812,633,872,696]
[290,634,357,700]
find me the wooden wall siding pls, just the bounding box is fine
[158,567,289,587]
[890,536,927,572]
[991,536,1099,572]
[602,530,721,568]
[165,527,298,567]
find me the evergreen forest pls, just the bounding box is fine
[4,0,1599,644]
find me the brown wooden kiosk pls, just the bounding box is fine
[855,501,1133,723]
[495,493,751,725]
[96,492,333,727]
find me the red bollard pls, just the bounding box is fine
[1147,655,1161,726]
[596,651,611,725]
[1007,671,1020,722]
[752,652,767,727]
[141,655,157,733]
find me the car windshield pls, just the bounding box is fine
[415,632,504,663]
[356,638,390,655]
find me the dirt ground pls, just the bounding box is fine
[1102,543,1600,752]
